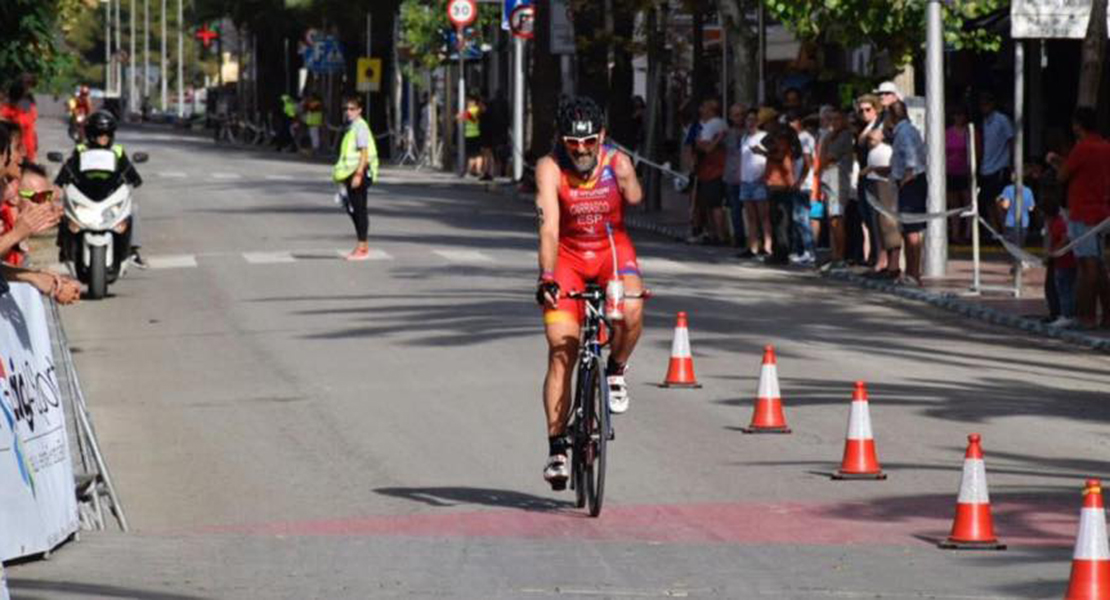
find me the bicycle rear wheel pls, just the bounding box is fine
[583,358,609,517]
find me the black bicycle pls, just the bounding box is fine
[562,283,648,517]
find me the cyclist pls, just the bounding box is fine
[534,96,645,489]
[66,85,93,142]
[55,111,146,267]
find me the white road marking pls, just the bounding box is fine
[334,249,393,261]
[147,254,198,269]
[433,249,494,263]
[263,174,295,181]
[211,172,242,180]
[158,171,188,178]
[243,251,296,264]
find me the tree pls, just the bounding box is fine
[1077,0,1107,108]
[0,0,86,92]
[764,0,1007,78]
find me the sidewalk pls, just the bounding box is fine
[498,175,1110,352]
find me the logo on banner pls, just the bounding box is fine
[0,359,35,497]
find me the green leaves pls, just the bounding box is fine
[399,0,501,71]
[0,0,81,92]
[764,0,1006,74]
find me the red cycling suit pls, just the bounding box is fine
[545,145,641,325]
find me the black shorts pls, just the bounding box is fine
[899,174,928,234]
[465,137,482,158]
[946,174,969,193]
[695,178,726,210]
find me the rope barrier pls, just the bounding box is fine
[607,140,690,189]
[860,181,969,225]
[978,213,1110,266]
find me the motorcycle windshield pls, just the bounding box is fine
[73,150,125,202]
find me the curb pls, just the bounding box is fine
[825,269,1110,354]
[493,180,1110,354]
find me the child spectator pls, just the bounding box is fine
[1045,196,1077,327]
[996,170,1036,247]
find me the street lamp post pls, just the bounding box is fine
[130,0,137,116]
[177,0,184,118]
[924,0,947,278]
[161,0,167,112]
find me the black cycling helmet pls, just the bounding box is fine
[556,96,605,138]
[85,110,117,146]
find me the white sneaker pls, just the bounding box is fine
[1049,316,1077,329]
[543,454,569,490]
[608,373,630,414]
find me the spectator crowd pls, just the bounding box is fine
[675,82,1110,330]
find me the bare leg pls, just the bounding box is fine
[830,216,845,260]
[608,275,644,367]
[745,203,761,254]
[544,321,580,437]
[756,201,772,254]
[904,231,923,280]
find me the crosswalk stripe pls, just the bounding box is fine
[243,251,296,264]
[264,174,295,181]
[211,172,242,180]
[147,254,198,269]
[433,249,494,263]
[158,171,187,178]
[334,249,393,261]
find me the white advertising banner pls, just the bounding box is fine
[1012,0,1110,39]
[0,283,78,561]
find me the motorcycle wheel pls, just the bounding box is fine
[88,245,108,300]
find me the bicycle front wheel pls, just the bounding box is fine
[583,357,609,517]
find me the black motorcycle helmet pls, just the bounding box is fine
[556,96,605,138]
[85,111,117,147]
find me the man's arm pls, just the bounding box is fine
[611,150,643,205]
[0,265,81,304]
[118,152,143,187]
[535,157,561,282]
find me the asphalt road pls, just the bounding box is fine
[7,121,1110,599]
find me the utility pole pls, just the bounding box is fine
[115,0,122,98]
[160,0,167,111]
[130,0,137,116]
[143,0,149,106]
[177,0,184,117]
[457,30,465,176]
[924,0,947,277]
[105,0,112,95]
[512,34,524,181]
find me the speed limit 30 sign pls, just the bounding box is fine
[448,0,478,28]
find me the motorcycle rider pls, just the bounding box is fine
[54,110,146,267]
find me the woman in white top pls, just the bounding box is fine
[737,109,772,258]
[859,128,901,277]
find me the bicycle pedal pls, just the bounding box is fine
[549,478,567,492]
[608,429,615,441]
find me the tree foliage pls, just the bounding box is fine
[399,0,501,71]
[765,0,1007,74]
[0,0,86,92]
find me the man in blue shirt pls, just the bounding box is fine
[978,93,1014,230]
[889,101,928,286]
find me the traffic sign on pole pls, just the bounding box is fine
[509,4,535,39]
[448,0,479,29]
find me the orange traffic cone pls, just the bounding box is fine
[939,434,1005,549]
[660,312,701,388]
[832,381,886,480]
[1065,479,1110,599]
[741,345,791,433]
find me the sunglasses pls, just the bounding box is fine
[18,189,54,203]
[345,106,360,112]
[562,135,600,151]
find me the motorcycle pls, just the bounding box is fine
[47,148,148,299]
[67,112,87,143]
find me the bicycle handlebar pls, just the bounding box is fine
[564,289,652,301]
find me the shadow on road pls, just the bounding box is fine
[373,486,574,513]
[7,579,210,600]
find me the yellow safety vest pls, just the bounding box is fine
[465,105,480,139]
[332,117,379,183]
[305,110,323,127]
[282,96,297,118]
[76,143,124,158]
